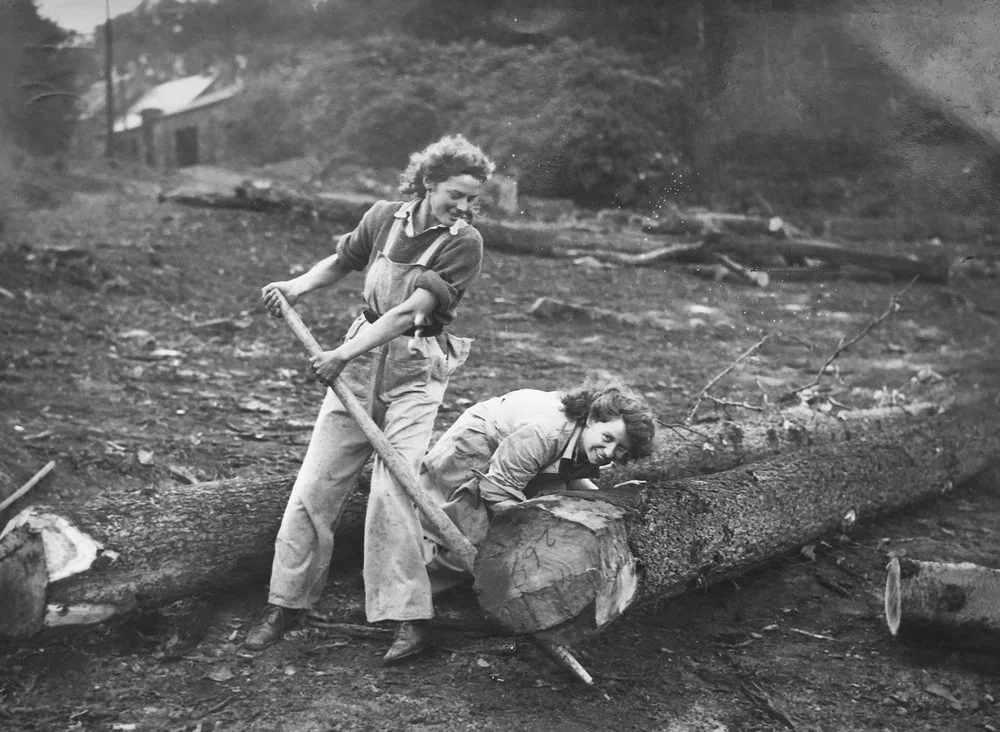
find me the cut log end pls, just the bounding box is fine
[474,496,639,642]
[883,557,1000,649]
[885,556,902,637]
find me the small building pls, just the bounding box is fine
[80,72,242,169]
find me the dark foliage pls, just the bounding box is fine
[0,0,79,155]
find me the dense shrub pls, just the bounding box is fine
[223,36,697,208]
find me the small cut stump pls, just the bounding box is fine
[885,556,1000,649]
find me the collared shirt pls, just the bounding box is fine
[394,198,468,238]
[471,390,601,504]
[335,199,483,326]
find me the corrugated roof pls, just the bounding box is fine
[114,74,217,132]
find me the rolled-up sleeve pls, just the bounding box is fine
[478,423,562,505]
[415,230,483,313]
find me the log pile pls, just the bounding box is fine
[158,178,960,286]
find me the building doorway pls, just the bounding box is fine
[175,126,199,167]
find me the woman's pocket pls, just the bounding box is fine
[443,334,473,377]
[380,355,434,401]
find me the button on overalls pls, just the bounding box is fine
[268,209,472,622]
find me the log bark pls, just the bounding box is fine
[473,400,1000,645]
[885,557,1000,649]
[0,475,364,637]
[0,400,982,638]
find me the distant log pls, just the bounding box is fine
[885,557,1000,650]
[160,179,953,283]
[474,401,1000,645]
[706,233,951,284]
[640,210,807,239]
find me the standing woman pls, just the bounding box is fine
[247,135,495,664]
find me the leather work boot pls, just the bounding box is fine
[383,620,432,665]
[244,604,300,651]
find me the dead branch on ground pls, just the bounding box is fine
[781,279,917,402]
[685,334,772,424]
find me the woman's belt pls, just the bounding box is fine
[363,308,444,337]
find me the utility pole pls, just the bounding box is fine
[104,0,115,158]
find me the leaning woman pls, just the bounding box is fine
[418,384,656,625]
[246,134,495,664]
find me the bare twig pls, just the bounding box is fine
[686,334,772,424]
[705,395,765,412]
[656,420,716,444]
[740,681,798,730]
[784,279,916,399]
[0,460,56,513]
[788,627,836,641]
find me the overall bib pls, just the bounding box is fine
[268,212,472,622]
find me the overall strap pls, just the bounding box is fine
[415,230,453,268]
[381,213,407,260]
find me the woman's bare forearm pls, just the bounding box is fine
[288,254,352,298]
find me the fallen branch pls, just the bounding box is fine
[527,296,679,331]
[686,335,772,424]
[0,461,56,513]
[739,681,799,731]
[782,279,916,401]
[712,252,770,287]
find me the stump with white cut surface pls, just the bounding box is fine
[885,557,1000,649]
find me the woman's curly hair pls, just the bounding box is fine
[398,134,496,198]
[561,384,656,462]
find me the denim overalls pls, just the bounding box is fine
[269,207,472,622]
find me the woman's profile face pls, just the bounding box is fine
[425,174,483,226]
[579,417,631,467]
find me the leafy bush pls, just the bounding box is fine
[223,36,698,208]
[225,71,313,164]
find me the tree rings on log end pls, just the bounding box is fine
[474,495,639,642]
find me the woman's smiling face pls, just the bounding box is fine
[579,417,632,467]
[425,174,483,226]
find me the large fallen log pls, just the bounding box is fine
[473,400,1000,645]
[0,400,980,638]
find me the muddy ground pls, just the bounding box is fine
[2,173,1000,731]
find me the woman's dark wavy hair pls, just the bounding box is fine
[398,134,496,199]
[561,384,656,462]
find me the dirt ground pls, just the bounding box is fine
[2,173,1000,732]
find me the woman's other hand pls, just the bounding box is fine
[310,348,350,386]
[260,281,298,318]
